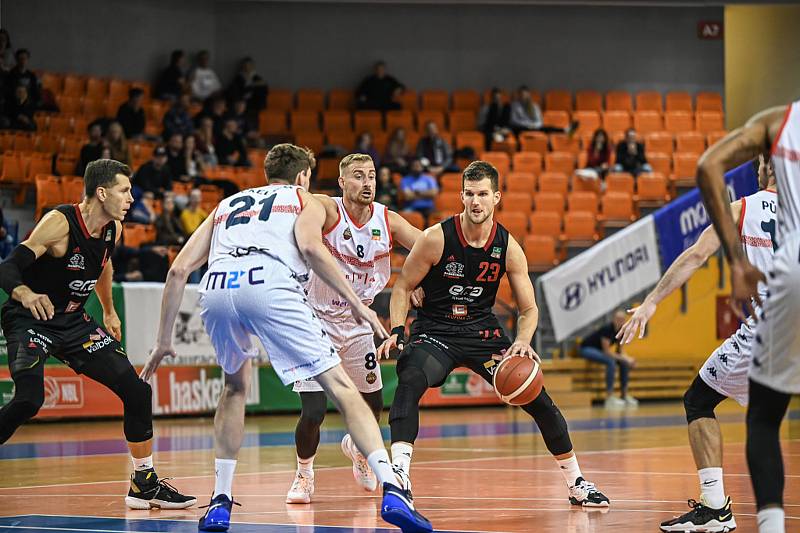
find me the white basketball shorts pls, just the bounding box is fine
[699,321,754,406]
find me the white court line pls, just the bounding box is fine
[413,465,800,478]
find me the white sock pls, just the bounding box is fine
[757,507,785,533]
[366,449,396,486]
[213,458,237,498]
[698,467,726,509]
[297,455,314,476]
[131,454,153,471]
[556,454,583,487]
[391,442,414,475]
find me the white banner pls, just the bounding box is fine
[122,282,268,365]
[539,216,661,342]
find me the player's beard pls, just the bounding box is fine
[466,206,493,226]
[351,188,374,206]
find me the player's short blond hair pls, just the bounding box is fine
[339,153,374,175]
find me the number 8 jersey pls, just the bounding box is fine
[208,185,309,277]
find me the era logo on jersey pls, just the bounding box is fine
[444,261,465,279]
[449,285,483,297]
[67,252,85,271]
[69,279,97,295]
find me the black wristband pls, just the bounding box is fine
[391,325,406,344]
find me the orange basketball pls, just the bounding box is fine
[492,356,543,406]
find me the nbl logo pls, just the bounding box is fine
[559,282,586,311]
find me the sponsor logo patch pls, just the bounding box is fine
[444,261,464,279]
[366,371,377,384]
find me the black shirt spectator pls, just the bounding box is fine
[194,96,226,140]
[216,118,249,167]
[580,323,619,351]
[227,56,267,112]
[6,85,36,131]
[116,88,146,139]
[614,128,652,177]
[165,133,187,180]
[7,49,39,104]
[162,93,194,140]
[356,61,403,111]
[416,121,454,177]
[227,98,259,144]
[76,122,105,176]
[135,147,173,196]
[154,195,185,246]
[155,50,187,101]
[478,88,511,150]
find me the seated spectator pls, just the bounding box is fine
[111,238,169,282]
[227,98,259,145]
[76,121,106,176]
[509,85,576,136]
[195,116,219,167]
[384,127,411,174]
[194,95,226,139]
[116,88,146,139]
[355,132,380,168]
[227,56,268,112]
[416,121,456,177]
[478,88,511,150]
[105,121,131,166]
[180,188,208,235]
[163,92,194,140]
[155,49,187,101]
[190,50,222,102]
[182,134,207,182]
[356,60,403,111]
[376,166,398,210]
[579,310,637,409]
[5,85,36,131]
[0,29,15,72]
[575,128,612,182]
[613,128,652,177]
[216,118,249,167]
[128,190,157,225]
[400,158,438,220]
[165,132,187,180]
[8,49,39,105]
[134,146,173,196]
[154,193,186,246]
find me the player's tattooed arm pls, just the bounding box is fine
[618,201,741,344]
[504,235,540,361]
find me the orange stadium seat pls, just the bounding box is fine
[296,89,325,111]
[647,152,672,177]
[289,110,319,133]
[696,92,723,112]
[421,90,449,112]
[326,131,356,150]
[328,89,354,110]
[41,72,64,95]
[398,89,418,111]
[673,152,700,182]
[416,110,445,133]
[600,191,636,224]
[635,91,663,112]
[440,173,462,192]
[56,95,82,115]
[123,223,156,248]
[35,174,62,220]
[61,75,86,98]
[545,90,572,112]
[448,110,476,133]
[538,172,569,195]
[634,111,663,134]
[36,134,63,155]
[452,90,480,112]
[315,158,341,181]
[606,172,635,195]
[573,111,601,135]
[563,211,599,243]
[602,111,632,136]
[666,91,693,112]
[27,155,52,182]
[519,132,548,155]
[0,152,27,183]
[696,111,725,134]
[575,91,602,112]
[645,132,674,156]
[605,91,633,113]
[385,110,414,133]
[543,110,570,130]
[267,89,294,111]
[435,192,463,215]
[636,172,671,205]
[523,235,558,271]
[55,154,78,176]
[676,131,706,154]
[354,111,383,135]
[82,98,107,121]
[496,211,528,242]
[259,110,288,136]
[61,175,84,203]
[506,171,536,193]
[322,110,352,133]
[544,152,575,175]
[707,130,728,147]
[550,133,581,156]
[500,192,532,212]
[456,131,484,155]
[512,152,542,175]
[480,151,510,176]
[12,133,36,152]
[294,131,324,155]
[400,211,425,230]
[85,77,109,100]
[108,79,131,102]
[528,211,562,239]
[567,191,598,215]
[665,111,694,134]
[533,191,565,215]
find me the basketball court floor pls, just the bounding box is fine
[1,401,798,532]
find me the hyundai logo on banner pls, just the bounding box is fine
[560,282,586,310]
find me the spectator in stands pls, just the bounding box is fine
[0,29,14,72]
[416,121,455,177]
[190,50,222,102]
[509,85,576,136]
[76,121,106,176]
[165,133,187,180]
[478,88,511,150]
[8,49,39,104]
[400,158,438,221]
[579,310,637,409]
[163,92,194,140]
[227,98,259,145]
[195,116,218,167]
[182,134,206,182]
[105,122,131,166]
[216,117,249,167]
[227,56,267,112]
[128,190,157,225]
[5,85,36,131]
[575,128,612,183]
[194,95,226,139]
[356,60,403,111]
[116,87,146,139]
[180,188,208,235]
[355,132,380,168]
[111,239,169,283]
[134,146,173,196]
[154,193,185,246]
[613,128,652,177]
[384,127,411,174]
[155,49,188,101]
[376,166,398,210]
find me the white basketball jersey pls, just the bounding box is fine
[208,184,308,277]
[772,101,800,242]
[306,198,392,321]
[739,188,777,302]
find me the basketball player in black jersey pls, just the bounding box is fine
[0,159,195,509]
[377,161,609,507]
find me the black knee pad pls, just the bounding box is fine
[522,388,573,456]
[5,373,45,418]
[299,391,328,427]
[111,368,153,443]
[361,390,384,419]
[389,366,428,423]
[684,376,726,424]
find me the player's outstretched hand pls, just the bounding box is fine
[103,310,122,341]
[730,259,766,322]
[616,301,656,345]
[502,341,541,362]
[410,287,425,308]
[140,344,177,382]
[377,334,402,359]
[17,288,54,321]
[351,302,389,340]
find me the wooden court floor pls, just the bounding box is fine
[0,401,798,532]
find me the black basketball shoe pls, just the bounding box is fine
[568,477,610,507]
[125,468,197,510]
[660,496,736,532]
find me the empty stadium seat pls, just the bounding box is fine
[421,90,449,112]
[538,172,569,195]
[666,91,693,112]
[294,131,324,155]
[636,172,671,206]
[696,111,725,134]
[85,77,109,100]
[35,174,62,220]
[354,111,383,135]
[706,130,728,147]
[605,91,633,113]
[550,133,581,155]
[696,92,723,112]
[563,211,599,243]
[533,191,565,215]
[452,90,481,112]
[290,110,320,134]
[575,91,602,112]
[62,75,86,98]
[647,152,672,177]
[567,191,599,215]
[512,152,542,174]
[386,110,415,132]
[633,111,663,134]
[645,132,674,156]
[296,89,325,111]
[328,89,354,110]
[259,110,288,136]
[123,223,156,248]
[545,90,572,112]
[267,89,294,111]
[602,111,632,136]
[606,172,635,194]
[543,110,570,130]
[61,175,84,203]
[398,89,418,111]
[400,211,425,230]
[635,91,663,112]
[676,131,706,154]
[323,110,352,133]
[672,152,700,182]
[500,192,532,212]
[523,235,558,271]
[455,131,484,155]
[573,111,601,135]
[664,111,694,134]
[435,192,463,215]
[480,151,510,176]
[416,110,446,133]
[600,191,636,224]
[506,171,536,193]
[519,132,548,155]
[440,173,462,192]
[448,110,476,133]
[544,152,575,175]
[528,211,562,239]
[496,211,528,241]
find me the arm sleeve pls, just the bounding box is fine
[0,245,36,295]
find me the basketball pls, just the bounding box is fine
[492,356,544,406]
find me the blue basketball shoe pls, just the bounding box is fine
[381,482,433,533]
[198,494,240,531]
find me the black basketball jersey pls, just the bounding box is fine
[5,204,116,317]
[415,215,508,333]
